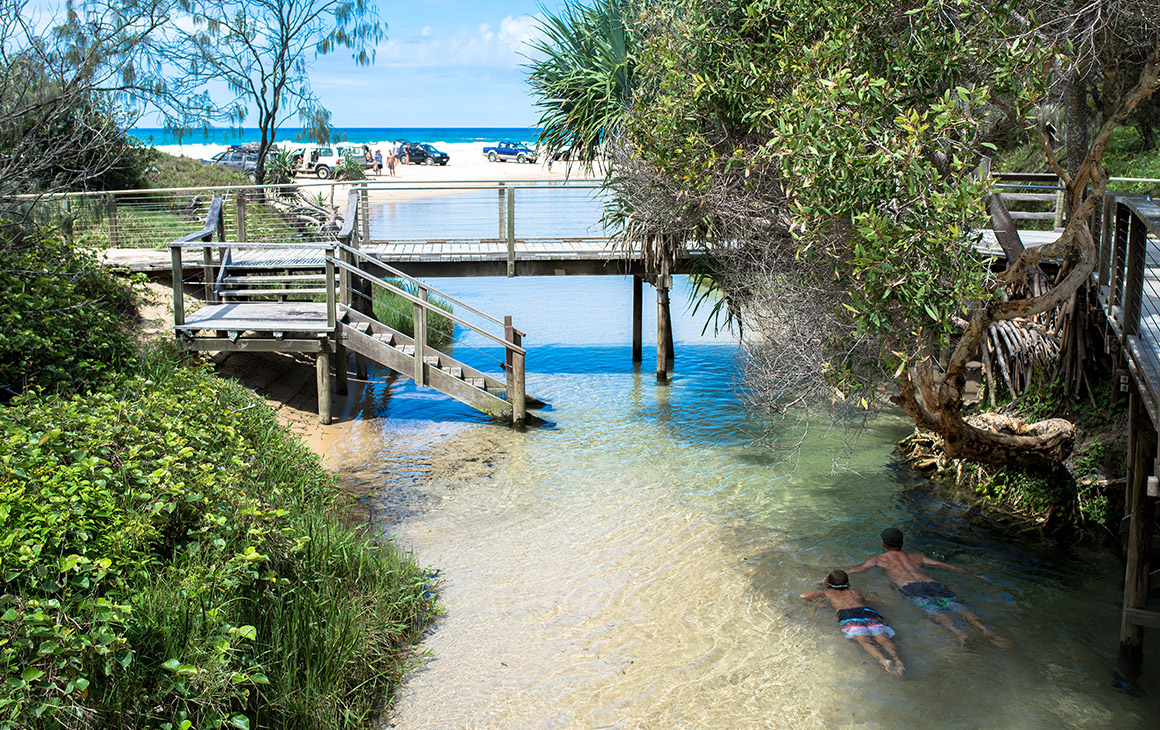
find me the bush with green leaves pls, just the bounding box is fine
[0,364,436,729]
[0,225,136,396]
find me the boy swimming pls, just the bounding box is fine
[801,569,905,677]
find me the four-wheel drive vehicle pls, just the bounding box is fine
[483,141,538,164]
[204,149,257,174]
[293,144,372,179]
[401,142,450,166]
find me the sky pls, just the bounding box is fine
[287,0,563,128]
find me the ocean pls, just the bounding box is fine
[130,127,542,161]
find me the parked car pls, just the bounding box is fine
[204,148,257,175]
[483,141,538,164]
[401,142,450,166]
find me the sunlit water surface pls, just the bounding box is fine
[321,276,1158,729]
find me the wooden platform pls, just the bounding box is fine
[177,301,335,334]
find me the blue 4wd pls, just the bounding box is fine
[483,141,538,164]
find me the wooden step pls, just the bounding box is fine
[423,355,441,366]
[220,288,327,297]
[466,377,485,388]
[399,344,415,356]
[444,366,463,378]
[353,321,370,333]
[221,273,331,283]
[371,332,394,345]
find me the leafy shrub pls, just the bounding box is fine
[0,369,436,729]
[0,225,136,395]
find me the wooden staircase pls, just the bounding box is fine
[340,308,543,421]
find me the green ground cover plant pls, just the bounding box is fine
[0,353,436,729]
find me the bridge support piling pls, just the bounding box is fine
[656,260,673,383]
[335,336,348,396]
[1120,387,1157,667]
[317,351,332,425]
[632,275,643,363]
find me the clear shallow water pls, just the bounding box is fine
[323,276,1159,729]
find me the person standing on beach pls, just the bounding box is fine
[374,149,383,176]
[848,527,1015,649]
[801,570,905,677]
[386,148,397,177]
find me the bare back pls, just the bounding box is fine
[852,549,942,587]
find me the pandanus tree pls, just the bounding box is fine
[534,0,1160,468]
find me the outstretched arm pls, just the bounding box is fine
[921,554,985,580]
[846,557,879,574]
[800,590,825,601]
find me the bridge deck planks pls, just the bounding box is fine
[176,301,334,333]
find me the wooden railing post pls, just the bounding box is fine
[325,251,337,331]
[171,245,185,327]
[505,315,525,425]
[360,181,370,244]
[236,190,247,243]
[632,275,643,363]
[106,194,119,247]
[506,186,516,277]
[202,235,216,303]
[413,285,427,387]
[498,183,506,239]
[1123,208,1146,339]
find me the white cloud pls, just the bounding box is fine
[379,15,544,69]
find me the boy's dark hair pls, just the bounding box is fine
[825,570,850,589]
[881,527,904,549]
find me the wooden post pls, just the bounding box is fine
[632,275,643,363]
[335,335,348,396]
[202,240,216,303]
[505,317,525,426]
[361,181,370,244]
[1120,389,1156,664]
[170,246,185,327]
[316,352,332,425]
[325,254,337,331]
[106,194,119,248]
[656,258,672,384]
[236,191,247,243]
[504,315,526,426]
[413,285,427,387]
[498,183,506,239]
[506,187,516,277]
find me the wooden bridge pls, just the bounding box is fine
[168,191,542,426]
[1091,193,1160,671]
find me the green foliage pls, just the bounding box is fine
[264,150,299,187]
[528,0,637,164]
[608,0,1056,404]
[372,281,455,349]
[0,225,136,394]
[143,151,254,190]
[0,368,436,729]
[334,152,367,182]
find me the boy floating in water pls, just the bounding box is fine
[800,569,905,677]
[848,527,1014,649]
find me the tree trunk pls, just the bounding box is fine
[1065,72,1089,182]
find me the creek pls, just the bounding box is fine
[323,274,1158,729]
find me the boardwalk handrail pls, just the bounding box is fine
[334,242,512,330]
[328,251,524,355]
